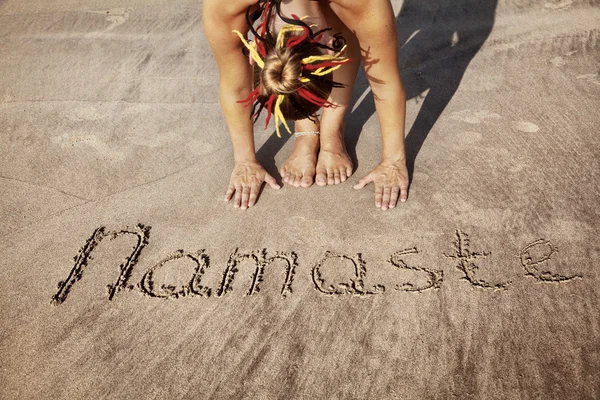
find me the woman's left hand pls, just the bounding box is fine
[353,159,409,210]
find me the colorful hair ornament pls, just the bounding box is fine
[234,0,351,135]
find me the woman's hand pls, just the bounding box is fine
[225,161,280,209]
[353,159,409,210]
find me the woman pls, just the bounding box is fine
[202,0,409,210]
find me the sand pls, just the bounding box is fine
[1,0,599,398]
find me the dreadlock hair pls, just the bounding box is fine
[234,0,350,137]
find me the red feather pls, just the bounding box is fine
[303,59,351,71]
[298,88,336,108]
[237,87,261,107]
[264,94,277,129]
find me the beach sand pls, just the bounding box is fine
[1,0,599,398]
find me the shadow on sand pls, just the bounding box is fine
[256,0,498,180]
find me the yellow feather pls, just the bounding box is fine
[311,64,343,76]
[275,95,292,136]
[301,45,348,64]
[232,30,265,69]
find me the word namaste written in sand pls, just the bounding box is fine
[52,224,582,305]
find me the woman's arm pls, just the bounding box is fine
[202,0,279,208]
[329,0,409,209]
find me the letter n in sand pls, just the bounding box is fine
[51,224,151,305]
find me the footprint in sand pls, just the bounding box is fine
[450,110,501,124]
[544,0,573,10]
[52,133,126,161]
[514,121,540,133]
[92,7,134,29]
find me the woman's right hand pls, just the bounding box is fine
[225,161,281,209]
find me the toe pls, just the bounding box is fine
[301,172,314,188]
[340,170,348,182]
[290,172,298,187]
[293,173,302,187]
[346,166,353,178]
[281,168,289,183]
[327,170,335,185]
[316,168,327,186]
[334,171,341,185]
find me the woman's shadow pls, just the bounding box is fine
[257,0,498,179]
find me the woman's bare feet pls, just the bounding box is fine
[279,134,320,188]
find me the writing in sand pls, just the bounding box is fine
[52,224,583,305]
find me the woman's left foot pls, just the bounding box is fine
[315,147,353,186]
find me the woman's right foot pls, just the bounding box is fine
[279,134,320,188]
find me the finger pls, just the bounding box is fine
[326,169,335,185]
[389,187,400,208]
[375,185,383,208]
[381,187,392,210]
[248,184,259,207]
[234,184,242,208]
[241,186,251,209]
[333,170,341,185]
[353,174,373,190]
[264,173,281,189]
[400,185,409,202]
[225,184,235,202]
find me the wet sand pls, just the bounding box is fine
[1,0,599,398]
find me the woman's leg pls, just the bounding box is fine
[314,3,361,186]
